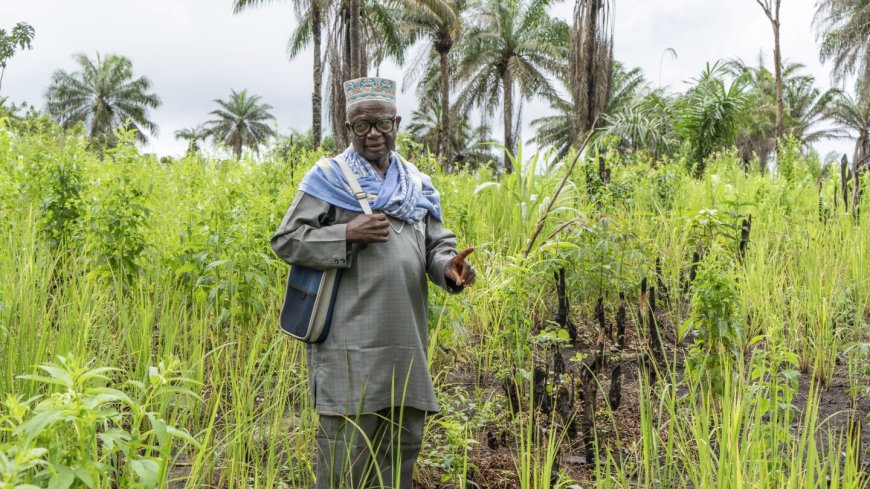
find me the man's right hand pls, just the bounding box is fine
[346,214,390,243]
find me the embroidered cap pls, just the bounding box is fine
[343,77,397,107]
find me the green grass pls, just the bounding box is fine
[0,124,867,488]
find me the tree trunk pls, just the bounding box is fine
[772,12,783,163]
[439,48,452,172]
[343,1,352,79]
[570,0,612,138]
[757,0,783,166]
[332,0,352,150]
[842,155,850,209]
[554,268,577,344]
[856,132,869,173]
[312,3,322,149]
[582,0,599,132]
[502,65,514,174]
[853,139,863,220]
[349,0,362,79]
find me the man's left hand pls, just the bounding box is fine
[444,247,475,287]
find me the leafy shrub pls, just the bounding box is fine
[84,130,150,283]
[38,159,84,251]
[84,173,149,282]
[777,135,820,184]
[0,355,199,488]
[681,253,744,396]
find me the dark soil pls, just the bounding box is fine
[414,308,870,488]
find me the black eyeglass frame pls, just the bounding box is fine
[346,118,397,137]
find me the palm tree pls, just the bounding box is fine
[233,0,329,149]
[726,56,777,170]
[407,96,447,153]
[828,91,870,171]
[453,118,495,168]
[570,0,614,135]
[325,0,407,149]
[607,62,647,115]
[728,58,842,169]
[529,92,576,160]
[407,95,494,168]
[0,22,35,94]
[45,53,161,145]
[828,91,869,216]
[597,91,676,160]
[400,0,468,170]
[814,0,870,96]
[675,61,749,176]
[174,126,209,155]
[455,0,569,173]
[752,0,784,161]
[205,89,277,160]
[782,71,844,147]
[531,61,646,161]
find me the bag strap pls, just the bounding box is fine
[332,157,374,215]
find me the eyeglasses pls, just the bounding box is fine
[347,118,396,136]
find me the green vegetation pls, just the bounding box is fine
[0,22,35,95]
[204,89,277,160]
[454,0,569,172]
[0,119,867,487]
[2,1,870,488]
[45,53,161,148]
[815,0,870,96]
[173,126,209,157]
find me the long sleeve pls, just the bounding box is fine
[271,191,353,271]
[424,213,462,293]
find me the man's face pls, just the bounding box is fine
[346,100,401,163]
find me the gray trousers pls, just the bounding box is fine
[315,407,425,489]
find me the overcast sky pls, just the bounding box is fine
[0,0,856,160]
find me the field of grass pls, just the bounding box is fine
[1,123,868,488]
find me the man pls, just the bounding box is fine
[271,77,474,489]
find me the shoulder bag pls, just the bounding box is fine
[279,157,373,342]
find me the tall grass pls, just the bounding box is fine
[0,124,866,488]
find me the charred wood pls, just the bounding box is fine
[596,296,608,341]
[616,292,627,350]
[554,268,578,344]
[738,216,752,261]
[655,257,669,304]
[608,363,623,410]
[580,366,598,463]
[534,365,552,415]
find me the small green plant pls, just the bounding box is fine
[681,252,745,396]
[746,341,800,475]
[0,354,199,488]
[38,159,84,251]
[436,417,479,487]
[844,342,870,405]
[85,128,151,283]
[531,327,572,349]
[85,173,149,282]
[776,136,801,183]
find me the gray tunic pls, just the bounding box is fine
[271,190,460,415]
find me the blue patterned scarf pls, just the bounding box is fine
[298,147,442,223]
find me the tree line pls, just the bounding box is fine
[0,0,868,175]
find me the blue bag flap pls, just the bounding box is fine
[279,265,341,342]
[288,265,323,294]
